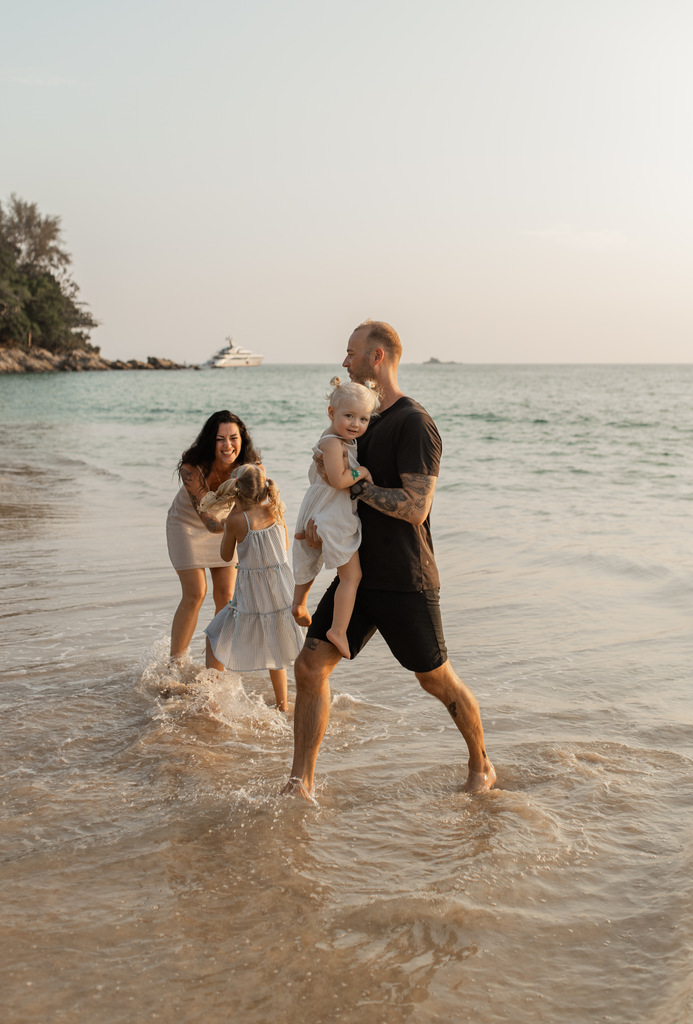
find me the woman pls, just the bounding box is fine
[166,410,261,668]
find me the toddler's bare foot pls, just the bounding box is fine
[292,603,312,627]
[326,627,350,660]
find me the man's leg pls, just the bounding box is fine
[283,638,342,798]
[416,661,496,793]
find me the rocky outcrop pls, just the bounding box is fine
[107,355,188,371]
[0,347,190,373]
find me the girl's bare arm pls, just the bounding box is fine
[321,437,372,490]
[220,511,244,561]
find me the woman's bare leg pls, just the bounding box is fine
[171,569,207,661]
[326,551,361,660]
[210,565,236,612]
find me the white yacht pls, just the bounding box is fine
[208,337,264,367]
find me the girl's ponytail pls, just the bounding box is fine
[198,477,238,515]
[265,478,286,524]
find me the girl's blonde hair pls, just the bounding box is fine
[327,376,381,415]
[199,464,285,523]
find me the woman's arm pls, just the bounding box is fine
[180,463,224,534]
[355,472,437,526]
[320,437,372,490]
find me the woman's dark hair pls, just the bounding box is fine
[177,411,260,476]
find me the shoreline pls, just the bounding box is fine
[0,346,196,374]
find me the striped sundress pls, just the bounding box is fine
[204,512,305,671]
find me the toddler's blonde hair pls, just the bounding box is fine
[327,376,381,415]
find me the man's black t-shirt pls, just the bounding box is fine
[356,396,442,591]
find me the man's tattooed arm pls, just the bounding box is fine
[181,465,224,534]
[357,472,437,526]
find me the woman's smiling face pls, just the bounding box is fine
[215,422,242,465]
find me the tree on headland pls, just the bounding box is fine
[0,195,99,353]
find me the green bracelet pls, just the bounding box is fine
[351,468,360,480]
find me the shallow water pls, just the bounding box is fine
[1,364,691,1023]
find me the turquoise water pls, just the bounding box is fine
[1,364,691,1023]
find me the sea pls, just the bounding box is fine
[0,362,691,1024]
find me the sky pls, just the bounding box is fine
[2,0,692,364]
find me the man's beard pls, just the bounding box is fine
[349,363,372,385]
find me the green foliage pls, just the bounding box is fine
[0,194,99,353]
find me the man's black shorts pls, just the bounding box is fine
[307,578,448,673]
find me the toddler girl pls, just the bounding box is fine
[201,464,305,711]
[292,377,380,659]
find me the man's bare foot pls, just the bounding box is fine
[281,777,318,804]
[292,603,312,627]
[326,627,350,660]
[462,762,497,794]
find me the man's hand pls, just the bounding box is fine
[358,472,437,526]
[294,518,322,549]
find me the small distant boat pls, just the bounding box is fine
[208,337,264,368]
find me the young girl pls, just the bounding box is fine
[292,377,380,660]
[201,464,305,711]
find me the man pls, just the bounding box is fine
[284,320,495,798]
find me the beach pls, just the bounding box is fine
[1,362,691,1024]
